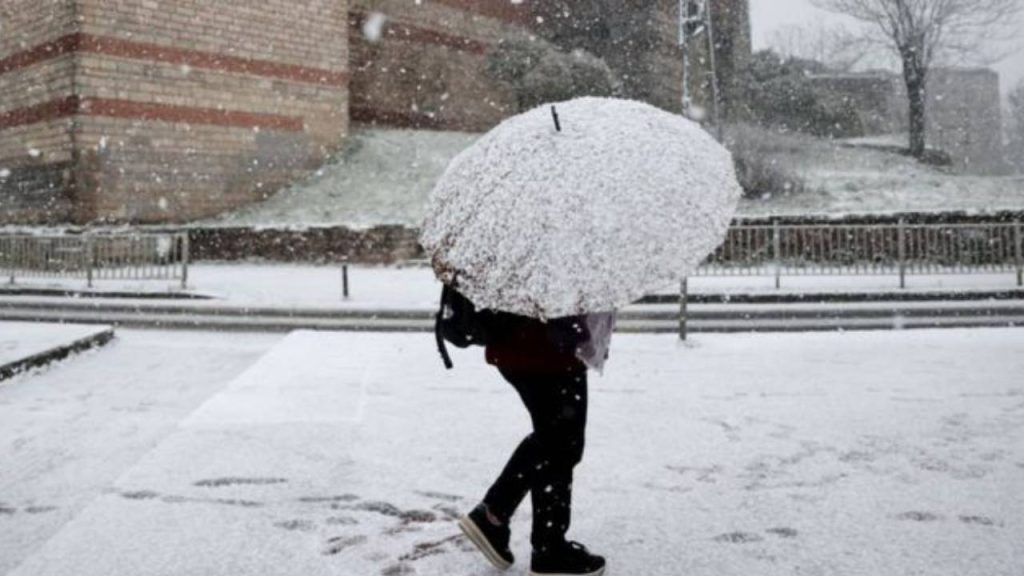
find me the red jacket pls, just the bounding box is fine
[484,314,587,374]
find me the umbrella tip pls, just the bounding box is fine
[551,105,561,132]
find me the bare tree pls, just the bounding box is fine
[812,0,1021,159]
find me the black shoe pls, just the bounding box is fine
[530,541,606,576]
[458,504,514,570]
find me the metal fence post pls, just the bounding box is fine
[85,235,94,288]
[679,278,689,341]
[6,238,15,285]
[4,236,13,282]
[1015,220,1023,288]
[772,220,782,289]
[180,233,190,290]
[342,263,350,300]
[897,218,906,289]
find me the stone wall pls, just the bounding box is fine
[926,68,1004,175]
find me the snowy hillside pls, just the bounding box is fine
[209,127,1024,230]
[211,129,477,230]
[735,127,1024,217]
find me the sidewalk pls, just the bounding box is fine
[0,322,114,381]
[4,329,1022,576]
[4,263,1022,310]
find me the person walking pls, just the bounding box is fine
[458,312,615,576]
[422,97,741,576]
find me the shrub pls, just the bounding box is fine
[487,37,621,112]
[740,50,864,139]
[724,124,810,200]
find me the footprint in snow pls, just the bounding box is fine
[193,477,287,488]
[713,531,764,544]
[322,535,368,556]
[894,511,944,522]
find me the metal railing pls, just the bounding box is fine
[697,220,1024,288]
[0,233,190,289]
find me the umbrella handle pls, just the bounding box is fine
[551,105,561,132]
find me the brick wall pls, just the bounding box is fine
[0,0,77,222]
[1,0,350,224]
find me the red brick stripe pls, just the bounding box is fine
[0,36,79,75]
[349,105,443,130]
[431,0,533,25]
[0,95,81,131]
[81,98,305,131]
[349,11,489,55]
[0,96,304,132]
[0,33,348,87]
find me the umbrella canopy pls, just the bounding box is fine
[420,97,742,319]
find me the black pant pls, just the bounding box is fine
[483,364,588,551]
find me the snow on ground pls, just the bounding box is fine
[0,323,112,369]
[209,129,476,229]
[3,263,1021,311]
[0,330,280,575]
[738,127,1024,217]
[2,328,1023,575]
[204,128,1024,230]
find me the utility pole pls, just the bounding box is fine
[679,0,723,139]
[705,1,724,140]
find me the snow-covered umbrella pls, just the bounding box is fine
[420,97,742,319]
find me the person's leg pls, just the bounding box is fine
[481,368,557,523]
[526,365,588,552]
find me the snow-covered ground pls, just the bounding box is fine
[0,323,112,371]
[740,128,1024,217]
[1,328,1022,575]
[3,264,1021,310]
[210,129,474,230]
[0,330,280,575]
[205,128,1024,230]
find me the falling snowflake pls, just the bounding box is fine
[362,12,388,43]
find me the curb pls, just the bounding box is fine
[0,328,116,381]
[0,287,212,300]
[638,288,1024,304]
[1,302,1021,334]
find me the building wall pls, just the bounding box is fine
[1,0,350,224]
[0,0,77,223]
[926,68,1004,175]
[348,0,529,132]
